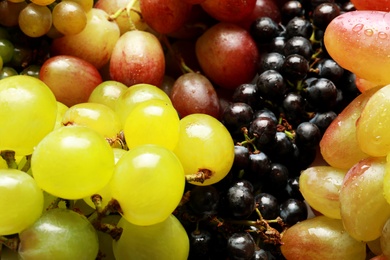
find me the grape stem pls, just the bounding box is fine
[185,169,213,183]
[107,0,139,31]
[237,127,260,153]
[0,151,17,169]
[0,235,19,252]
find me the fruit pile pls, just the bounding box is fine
[0,0,390,259]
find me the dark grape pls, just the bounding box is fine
[222,102,254,134]
[312,2,341,30]
[281,0,305,25]
[189,185,220,217]
[283,36,313,60]
[295,121,321,148]
[227,232,256,260]
[250,17,281,44]
[284,16,313,39]
[188,229,212,259]
[254,193,279,220]
[248,116,277,147]
[281,54,309,82]
[257,52,285,74]
[256,70,287,101]
[305,77,338,111]
[279,198,308,226]
[227,181,256,218]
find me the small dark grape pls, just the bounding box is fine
[281,54,309,82]
[269,36,287,54]
[255,193,279,220]
[267,132,294,159]
[233,83,263,110]
[267,163,290,190]
[222,102,254,134]
[285,176,304,200]
[279,198,308,226]
[248,152,272,181]
[283,36,313,60]
[189,185,220,217]
[309,111,337,134]
[188,229,212,259]
[248,116,277,147]
[258,52,285,74]
[233,145,250,170]
[313,58,344,83]
[295,121,322,149]
[227,232,256,260]
[285,16,313,39]
[250,17,281,44]
[227,181,256,218]
[305,77,338,111]
[252,248,270,260]
[253,109,278,124]
[281,0,305,25]
[282,92,306,124]
[256,70,288,101]
[312,2,341,30]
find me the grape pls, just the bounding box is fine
[320,86,377,169]
[170,72,220,119]
[174,113,235,186]
[88,80,128,111]
[281,215,366,259]
[0,1,27,27]
[18,3,52,38]
[110,144,185,226]
[31,125,115,200]
[0,38,14,64]
[30,0,55,6]
[51,8,120,70]
[109,30,165,87]
[188,229,212,259]
[115,83,171,125]
[123,99,180,150]
[279,198,307,226]
[196,22,259,90]
[0,75,57,156]
[188,185,219,217]
[139,0,192,34]
[236,0,281,30]
[351,0,390,11]
[200,0,256,22]
[312,3,341,30]
[0,169,43,235]
[18,208,99,260]
[226,180,256,218]
[68,0,93,12]
[52,1,87,36]
[341,157,390,241]
[39,55,103,107]
[62,102,122,139]
[250,17,281,44]
[299,166,346,219]
[113,214,189,260]
[226,232,256,260]
[324,11,390,85]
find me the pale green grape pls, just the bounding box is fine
[113,214,189,260]
[18,208,99,260]
[110,144,185,226]
[124,99,180,150]
[52,1,87,35]
[62,102,122,139]
[18,3,52,38]
[174,113,235,186]
[0,75,57,156]
[88,80,128,110]
[54,101,69,130]
[115,83,171,125]
[83,148,127,209]
[0,169,44,235]
[31,125,115,200]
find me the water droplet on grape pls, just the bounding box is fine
[352,24,364,32]
[364,29,374,36]
[378,32,388,39]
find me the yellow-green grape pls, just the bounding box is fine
[174,113,235,186]
[113,214,189,260]
[115,83,171,125]
[62,102,122,140]
[54,101,69,130]
[0,38,14,64]
[83,148,127,209]
[31,126,115,200]
[356,84,390,157]
[18,3,52,38]
[0,169,44,235]
[0,75,57,156]
[299,166,346,219]
[88,80,128,110]
[68,0,93,12]
[52,1,87,35]
[30,0,56,6]
[124,99,180,150]
[110,144,185,226]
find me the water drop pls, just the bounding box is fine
[379,32,388,39]
[352,23,364,32]
[364,29,374,36]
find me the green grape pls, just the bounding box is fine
[18,3,52,38]
[20,64,41,79]
[0,66,18,79]
[54,101,69,130]
[62,102,122,140]
[110,144,185,226]
[83,148,127,209]
[52,1,87,35]
[18,208,99,260]
[113,214,189,260]
[0,75,57,156]
[124,99,180,150]
[88,80,128,111]
[0,38,14,64]
[31,125,115,200]
[174,113,235,186]
[0,169,44,235]
[115,83,171,125]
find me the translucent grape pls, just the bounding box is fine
[174,113,235,186]
[88,80,128,111]
[18,208,99,260]
[110,144,185,226]
[31,126,115,200]
[68,0,93,12]
[30,0,56,6]
[115,83,171,125]
[62,102,122,140]
[123,99,180,150]
[0,75,57,156]
[113,214,189,260]
[52,1,87,35]
[18,3,52,38]
[0,169,44,235]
